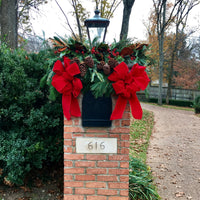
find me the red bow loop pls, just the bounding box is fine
[108,62,150,120]
[53,60,65,75]
[52,57,83,120]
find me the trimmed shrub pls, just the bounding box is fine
[193,95,200,114]
[147,98,193,107]
[0,44,62,185]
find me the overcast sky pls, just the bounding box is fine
[30,0,200,42]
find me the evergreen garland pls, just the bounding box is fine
[44,37,150,99]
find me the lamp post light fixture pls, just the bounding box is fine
[84,8,110,46]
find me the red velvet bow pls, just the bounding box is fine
[52,57,83,120]
[108,62,150,120]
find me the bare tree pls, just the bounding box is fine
[152,0,192,105]
[166,0,200,104]
[120,0,135,40]
[153,0,167,105]
[55,0,122,42]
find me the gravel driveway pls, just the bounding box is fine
[141,103,200,200]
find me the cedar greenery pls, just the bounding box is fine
[46,36,150,99]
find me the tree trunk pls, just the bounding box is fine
[158,32,164,105]
[120,0,135,40]
[166,50,175,104]
[0,0,18,49]
[157,0,166,105]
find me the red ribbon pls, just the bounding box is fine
[108,62,150,120]
[52,57,83,120]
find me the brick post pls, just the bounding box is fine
[63,95,130,200]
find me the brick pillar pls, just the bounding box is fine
[63,95,130,200]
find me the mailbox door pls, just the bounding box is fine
[82,91,112,127]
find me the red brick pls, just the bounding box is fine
[64,181,84,187]
[97,175,118,182]
[110,127,130,134]
[109,134,120,139]
[120,189,129,196]
[64,119,73,125]
[64,126,84,133]
[121,148,129,154]
[85,128,108,133]
[120,141,130,147]
[120,162,129,168]
[64,175,73,181]
[108,197,129,200]
[121,120,130,126]
[64,161,73,167]
[113,120,120,127]
[75,188,95,195]
[64,154,84,160]
[109,169,129,175]
[64,133,72,139]
[124,104,130,111]
[93,134,109,138]
[75,161,95,167]
[87,168,106,174]
[108,182,129,189]
[64,168,85,174]
[84,134,96,137]
[122,112,130,119]
[97,161,118,168]
[64,140,72,146]
[64,188,73,194]
[121,134,130,141]
[73,133,84,137]
[87,196,107,200]
[108,155,129,161]
[75,175,95,181]
[64,195,84,200]
[86,155,106,161]
[64,146,73,153]
[74,119,81,126]
[86,182,106,188]
[120,176,129,182]
[97,189,118,196]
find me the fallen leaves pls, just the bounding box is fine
[175,191,185,197]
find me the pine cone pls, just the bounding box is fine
[97,61,105,70]
[108,58,119,69]
[103,63,111,75]
[84,56,94,68]
[79,62,87,77]
[70,57,80,66]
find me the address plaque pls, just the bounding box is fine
[76,137,117,154]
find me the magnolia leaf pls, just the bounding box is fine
[95,71,104,82]
[47,71,54,86]
[91,71,95,82]
[59,52,66,58]
[40,74,48,88]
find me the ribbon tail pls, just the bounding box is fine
[70,96,81,117]
[62,94,71,120]
[129,93,143,119]
[110,96,127,120]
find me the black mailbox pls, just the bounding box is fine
[82,91,112,127]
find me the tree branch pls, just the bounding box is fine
[55,0,77,40]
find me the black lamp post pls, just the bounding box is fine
[84,8,110,46]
